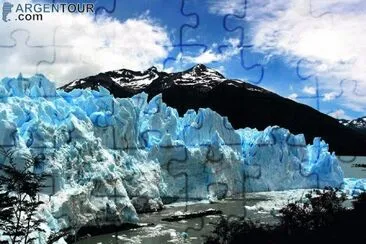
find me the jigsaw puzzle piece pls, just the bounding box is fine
[308,0,334,18]
[296,47,366,113]
[50,0,117,18]
[218,0,264,84]
[94,0,117,18]
[163,0,208,70]
[0,29,56,79]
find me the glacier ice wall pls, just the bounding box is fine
[0,74,344,242]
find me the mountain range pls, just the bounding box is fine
[60,64,366,156]
[339,117,366,135]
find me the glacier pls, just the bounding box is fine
[0,74,344,243]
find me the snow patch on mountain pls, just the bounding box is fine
[62,64,246,93]
[339,117,366,135]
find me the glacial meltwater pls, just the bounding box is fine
[76,156,366,244]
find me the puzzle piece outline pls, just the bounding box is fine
[163,0,209,69]
[218,0,264,84]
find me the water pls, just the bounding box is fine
[76,156,366,244]
[338,156,366,178]
[76,196,280,244]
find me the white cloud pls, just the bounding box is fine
[0,0,171,85]
[247,0,366,113]
[164,38,241,72]
[302,86,316,95]
[328,109,352,120]
[210,0,366,113]
[288,93,298,101]
[323,92,338,101]
[208,0,289,20]
[184,49,223,64]
[208,0,246,15]
[342,101,365,113]
[216,65,226,75]
[180,38,241,64]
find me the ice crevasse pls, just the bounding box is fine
[0,74,344,242]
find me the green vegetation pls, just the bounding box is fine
[206,188,366,244]
[0,149,46,244]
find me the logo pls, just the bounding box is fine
[1,2,94,22]
[2,1,13,22]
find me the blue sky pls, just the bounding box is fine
[1,0,365,119]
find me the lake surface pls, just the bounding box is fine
[337,156,366,178]
[75,156,366,244]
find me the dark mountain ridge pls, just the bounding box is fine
[60,64,366,156]
[339,117,366,135]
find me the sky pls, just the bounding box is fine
[0,0,365,120]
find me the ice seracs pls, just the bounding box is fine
[0,74,345,243]
[60,64,366,157]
